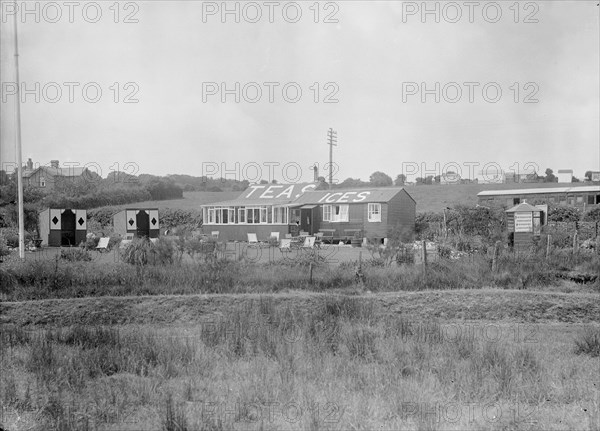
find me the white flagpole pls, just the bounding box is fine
[13,6,25,259]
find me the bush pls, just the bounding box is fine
[582,207,600,222]
[548,206,580,223]
[60,248,92,262]
[574,326,600,357]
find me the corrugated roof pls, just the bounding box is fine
[201,183,319,207]
[478,186,600,197]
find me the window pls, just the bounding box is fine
[513,198,521,205]
[323,204,349,222]
[588,195,595,205]
[207,208,215,224]
[247,208,260,224]
[576,196,583,204]
[238,207,246,223]
[368,203,381,222]
[40,177,46,187]
[273,207,288,224]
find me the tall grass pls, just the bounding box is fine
[1,297,597,430]
[3,246,596,300]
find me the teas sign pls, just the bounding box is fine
[515,213,533,233]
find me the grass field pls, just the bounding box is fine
[1,291,599,431]
[123,183,593,214]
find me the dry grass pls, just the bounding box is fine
[1,297,599,430]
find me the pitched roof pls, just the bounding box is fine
[505,202,543,213]
[292,187,413,205]
[22,166,88,178]
[201,183,319,207]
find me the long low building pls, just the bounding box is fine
[201,183,416,242]
[478,185,600,208]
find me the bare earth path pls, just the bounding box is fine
[2,289,599,327]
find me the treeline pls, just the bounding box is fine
[167,175,250,192]
[0,172,183,212]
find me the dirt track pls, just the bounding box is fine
[1,289,599,327]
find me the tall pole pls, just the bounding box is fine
[13,9,25,259]
[327,128,337,189]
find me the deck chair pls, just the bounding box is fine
[302,236,316,249]
[270,232,280,241]
[279,238,292,253]
[96,237,110,252]
[247,233,260,247]
[314,232,324,248]
[211,231,220,239]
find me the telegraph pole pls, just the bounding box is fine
[327,128,337,189]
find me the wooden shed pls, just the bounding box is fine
[505,202,546,250]
[113,209,160,239]
[291,187,416,243]
[38,208,87,247]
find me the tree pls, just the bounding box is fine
[369,171,392,187]
[585,171,593,181]
[544,168,556,183]
[394,174,406,186]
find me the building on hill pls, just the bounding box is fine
[201,184,416,243]
[478,185,600,209]
[439,172,461,185]
[557,169,574,183]
[22,159,91,190]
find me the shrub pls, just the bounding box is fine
[60,248,92,262]
[582,207,600,222]
[574,326,600,357]
[548,206,580,223]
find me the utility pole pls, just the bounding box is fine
[327,128,337,189]
[13,11,25,259]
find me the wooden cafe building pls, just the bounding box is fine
[201,184,416,243]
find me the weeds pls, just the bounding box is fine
[574,326,600,357]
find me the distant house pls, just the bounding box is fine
[22,159,90,191]
[505,170,539,183]
[556,169,574,183]
[439,172,461,185]
[476,168,506,184]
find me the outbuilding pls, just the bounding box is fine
[505,202,546,250]
[113,208,160,239]
[38,208,87,246]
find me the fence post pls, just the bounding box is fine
[491,241,500,272]
[573,232,579,255]
[546,234,551,260]
[309,262,313,284]
[421,240,428,283]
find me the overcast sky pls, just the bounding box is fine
[1,1,599,183]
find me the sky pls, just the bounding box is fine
[1,0,599,184]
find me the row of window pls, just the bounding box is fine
[509,194,600,206]
[205,206,289,225]
[204,203,383,224]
